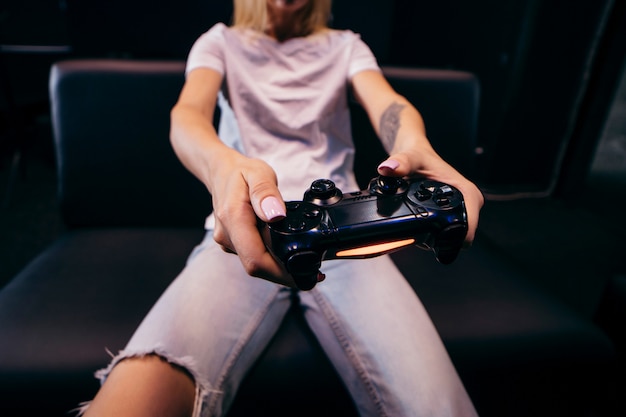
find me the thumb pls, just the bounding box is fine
[258,195,287,223]
[244,169,286,223]
[377,153,413,177]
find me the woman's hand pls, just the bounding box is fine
[351,70,484,247]
[377,149,484,246]
[206,148,298,286]
[203,148,325,287]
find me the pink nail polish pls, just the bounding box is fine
[261,197,286,221]
[378,159,400,171]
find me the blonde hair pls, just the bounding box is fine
[233,0,332,36]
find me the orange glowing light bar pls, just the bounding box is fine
[335,238,416,258]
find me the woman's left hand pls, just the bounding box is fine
[377,150,484,246]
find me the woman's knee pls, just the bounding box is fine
[81,354,196,417]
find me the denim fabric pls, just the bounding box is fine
[99,232,477,417]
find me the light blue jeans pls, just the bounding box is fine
[96,232,478,417]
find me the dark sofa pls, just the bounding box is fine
[0,59,618,417]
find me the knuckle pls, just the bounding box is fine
[213,206,230,225]
[246,163,278,197]
[213,200,243,224]
[241,256,265,278]
[251,180,278,197]
[212,225,228,247]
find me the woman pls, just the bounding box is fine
[81,0,484,416]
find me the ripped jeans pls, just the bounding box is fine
[92,232,477,417]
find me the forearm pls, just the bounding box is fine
[378,98,425,154]
[377,98,463,181]
[170,103,238,193]
[352,71,444,173]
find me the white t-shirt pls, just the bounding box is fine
[185,23,381,227]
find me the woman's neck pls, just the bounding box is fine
[265,0,312,42]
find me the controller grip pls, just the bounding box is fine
[286,251,322,290]
[292,273,319,291]
[434,224,467,265]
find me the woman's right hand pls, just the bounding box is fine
[207,148,327,288]
[170,68,305,287]
[208,149,290,279]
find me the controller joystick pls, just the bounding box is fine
[304,179,343,205]
[370,175,408,195]
[263,175,468,290]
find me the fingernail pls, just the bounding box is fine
[378,159,400,171]
[261,196,286,221]
[317,272,326,282]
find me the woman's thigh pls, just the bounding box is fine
[298,256,477,417]
[113,233,293,415]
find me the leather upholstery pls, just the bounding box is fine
[49,60,212,228]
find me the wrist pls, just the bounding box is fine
[204,145,243,192]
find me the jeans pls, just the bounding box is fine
[95,232,478,417]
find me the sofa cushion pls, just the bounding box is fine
[0,227,616,417]
[0,228,204,415]
[392,245,617,417]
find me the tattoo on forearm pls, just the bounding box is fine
[379,102,406,152]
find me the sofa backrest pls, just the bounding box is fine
[50,59,212,228]
[49,59,479,229]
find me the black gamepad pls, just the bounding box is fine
[262,176,468,290]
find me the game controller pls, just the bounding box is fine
[262,176,468,290]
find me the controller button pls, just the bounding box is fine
[414,184,432,201]
[415,190,431,201]
[421,183,437,194]
[435,197,451,207]
[437,185,454,196]
[288,220,307,231]
[304,209,321,219]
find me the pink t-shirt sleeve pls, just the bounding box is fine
[347,36,381,79]
[186,23,227,75]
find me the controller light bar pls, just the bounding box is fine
[336,239,416,258]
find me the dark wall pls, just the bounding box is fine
[1,0,625,195]
[389,0,625,195]
[63,0,232,59]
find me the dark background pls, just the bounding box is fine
[1,0,626,312]
[2,1,626,190]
